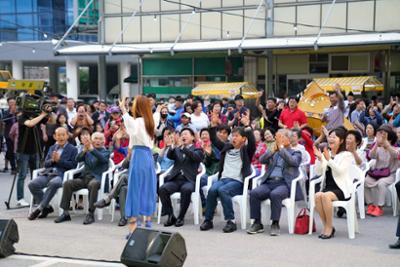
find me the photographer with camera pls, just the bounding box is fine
[15,103,52,207]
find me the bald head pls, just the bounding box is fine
[54,127,69,146]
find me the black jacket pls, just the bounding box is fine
[166,145,204,183]
[210,126,256,180]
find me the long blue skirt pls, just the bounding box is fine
[125,146,157,218]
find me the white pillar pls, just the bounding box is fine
[12,60,23,79]
[66,58,79,99]
[120,62,131,98]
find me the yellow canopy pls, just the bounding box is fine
[192,82,258,99]
[313,76,384,94]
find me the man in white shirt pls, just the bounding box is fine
[66,98,76,126]
[290,129,309,164]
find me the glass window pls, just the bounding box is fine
[0,15,17,28]
[17,29,34,40]
[16,0,33,12]
[0,0,15,13]
[17,14,33,26]
[309,54,329,73]
[331,55,349,72]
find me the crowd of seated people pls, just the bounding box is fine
[2,90,400,247]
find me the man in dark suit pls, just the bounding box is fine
[28,127,78,220]
[159,128,204,227]
[389,181,400,249]
[200,112,256,233]
[247,129,302,236]
[91,101,110,128]
[55,132,110,225]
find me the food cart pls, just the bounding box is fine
[298,76,384,135]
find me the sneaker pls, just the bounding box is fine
[367,205,376,215]
[270,223,280,236]
[247,223,264,234]
[17,199,30,207]
[371,206,384,217]
[83,213,95,225]
[222,220,237,233]
[200,220,213,231]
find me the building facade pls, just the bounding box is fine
[95,0,400,98]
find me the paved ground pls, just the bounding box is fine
[0,168,399,267]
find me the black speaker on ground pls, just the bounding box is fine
[0,219,19,258]
[121,228,187,267]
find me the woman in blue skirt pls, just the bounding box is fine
[120,96,161,235]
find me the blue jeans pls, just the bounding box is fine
[205,178,243,221]
[28,175,63,209]
[200,174,208,208]
[17,153,40,200]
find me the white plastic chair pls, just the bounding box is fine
[68,158,115,220]
[252,166,304,234]
[388,168,400,216]
[355,161,370,219]
[205,167,257,230]
[309,165,364,239]
[157,163,206,225]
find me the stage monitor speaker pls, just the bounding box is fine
[0,219,19,258]
[121,228,187,267]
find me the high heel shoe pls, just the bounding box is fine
[320,227,336,240]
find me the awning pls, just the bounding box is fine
[313,76,384,93]
[192,82,258,99]
[55,32,400,56]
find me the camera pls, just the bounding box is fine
[16,93,58,114]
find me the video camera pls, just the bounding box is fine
[16,93,57,115]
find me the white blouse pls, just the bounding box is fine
[122,112,160,149]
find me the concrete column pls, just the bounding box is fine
[66,58,79,99]
[49,64,58,92]
[12,60,23,79]
[98,55,107,100]
[265,51,274,97]
[244,56,257,85]
[120,62,131,98]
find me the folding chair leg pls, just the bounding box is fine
[157,200,162,224]
[308,206,315,235]
[392,188,398,216]
[241,201,247,230]
[193,198,199,225]
[110,199,115,222]
[357,189,365,219]
[29,194,34,215]
[347,205,356,239]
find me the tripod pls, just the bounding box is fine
[4,114,44,210]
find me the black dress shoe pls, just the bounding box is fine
[54,213,71,223]
[389,238,400,249]
[163,215,177,227]
[118,217,128,227]
[28,209,41,220]
[38,206,54,219]
[200,220,213,231]
[83,213,95,225]
[94,198,111,209]
[175,218,184,227]
[222,220,237,233]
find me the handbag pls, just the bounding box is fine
[367,168,390,179]
[294,208,316,235]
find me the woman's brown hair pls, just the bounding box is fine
[131,95,155,139]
